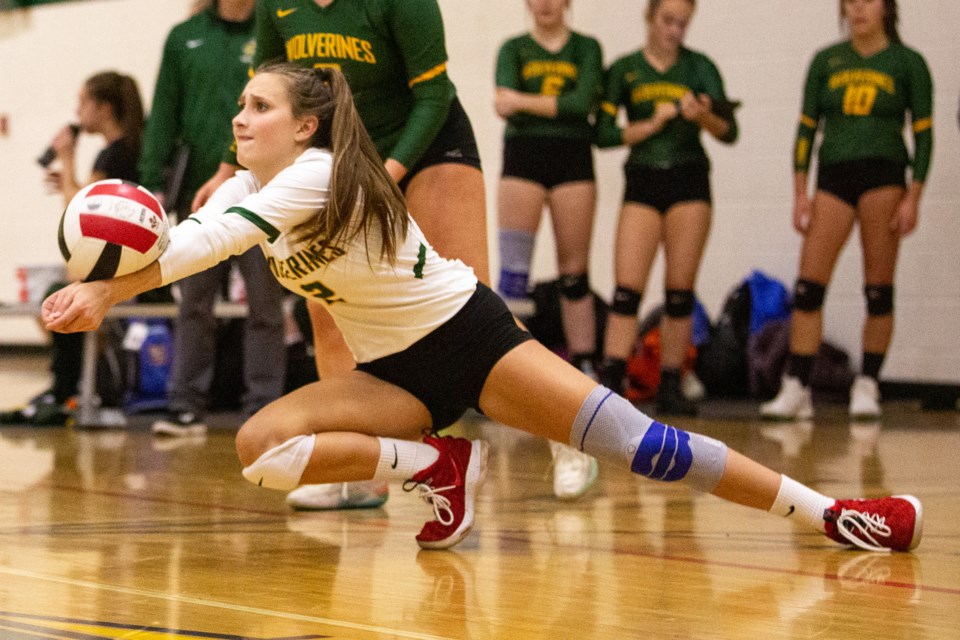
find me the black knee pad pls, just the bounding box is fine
[664,289,695,318]
[559,273,590,301]
[793,278,826,312]
[611,286,642,316]
[865,284,894,316]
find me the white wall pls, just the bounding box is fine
[1,0,957,383]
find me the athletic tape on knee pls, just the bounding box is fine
[498,229,535,298]
[865,284,894,316]
[241,434,316,490]
[559,273,590,300]
[569,386,727,493]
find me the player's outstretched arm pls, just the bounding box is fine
[42,262,162,334]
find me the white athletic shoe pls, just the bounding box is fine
[550,441,598,500]
[286,480,389,511]
[849,375,881,419]
[682,371,706,401]
[760,375,813,420]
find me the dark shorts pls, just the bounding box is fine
[398,96,483,193]
[816,158,906,208]
[623,162,712,213]
[355,282,533,431]
[501,136,595,189]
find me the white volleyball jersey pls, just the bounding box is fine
[159,148,477,362]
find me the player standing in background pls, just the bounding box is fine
[192,0,490,510]
[596,0,738,416]
[761,0,933,421]
[494,0,603,499]
[139,0,286,437]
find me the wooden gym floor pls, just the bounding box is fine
[0,347,958,639]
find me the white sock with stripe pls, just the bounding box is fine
[769,475,836,533]
[372,437,439,482]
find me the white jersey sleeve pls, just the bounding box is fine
[158,148,478,362]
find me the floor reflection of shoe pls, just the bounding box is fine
[824,495,922,552]
[404,436,488,550]
[550,441,598,500]
[760,421,813,458]
[849,375,882,419]
[849,421,881,458]
[286,480,389,511]
[830,550,921,602]
[151,411,207,437]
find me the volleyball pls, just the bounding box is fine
[58,179,169,282]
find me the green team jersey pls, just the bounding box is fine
[139,6,255,205]
[596,47,737,169]
[794,41,933,182]
[251,0,456,169]
[495,31,603,141]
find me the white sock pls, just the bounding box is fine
[770,475,836,533]
[372,437,439,482]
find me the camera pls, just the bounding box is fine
[37,124,80,168]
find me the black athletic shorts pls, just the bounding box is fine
[623,161,712,213]
[398,96,483,193]
[501,136,595,189]
[816,158,906,208]
[355,282,533,431]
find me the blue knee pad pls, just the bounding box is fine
[569,386,727,493]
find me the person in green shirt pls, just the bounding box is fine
[138,0,285,436]
[761,0,933,421]
[494,0,603,501]
[595,0,738,416]
[192,0,489,511]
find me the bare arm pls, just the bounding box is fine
[42,262,163,334]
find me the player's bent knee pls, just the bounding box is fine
[240,433,316,491]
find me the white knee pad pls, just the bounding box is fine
[241,434,316,490]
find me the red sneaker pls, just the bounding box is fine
[404,436,488,550]
[824,495,923,552]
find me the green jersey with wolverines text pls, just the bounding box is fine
[253,0,456,169]
[794,41,933,182]
[495,31,603,141]
[596,47,737,169]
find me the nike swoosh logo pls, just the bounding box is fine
[186,39,204,49]
[391,445,398,469]
[276,7,297,18]
[786,505,795,516]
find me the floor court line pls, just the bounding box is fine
[0,566,455,640]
